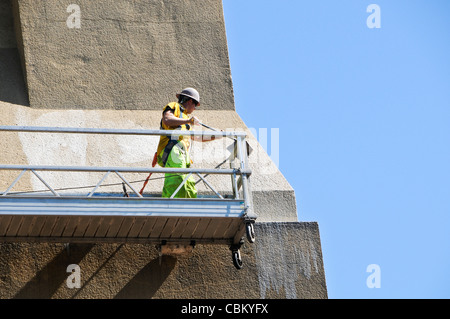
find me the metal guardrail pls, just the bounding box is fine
[0,125,256,269]
[0,125,255,213]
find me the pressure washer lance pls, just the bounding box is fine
[198,122,223,135]
[194,122,253,185]
[198,121,253,155]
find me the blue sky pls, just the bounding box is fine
[223,0,450,299]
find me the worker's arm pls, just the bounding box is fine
[162,110,198,127]
[163,110,221,142]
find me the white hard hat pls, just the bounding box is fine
[177,88,200,105]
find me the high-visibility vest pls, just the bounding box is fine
[156,102,192,167]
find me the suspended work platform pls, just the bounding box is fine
[0,126,256,269]
[0,196,249,245]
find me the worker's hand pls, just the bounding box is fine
[189,116,201,126]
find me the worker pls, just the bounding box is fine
[157,88,220,198]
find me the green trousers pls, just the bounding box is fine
[161,143,197,198]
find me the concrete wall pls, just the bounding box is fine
[0,0,328,298]
[13,0,235,110]
[0,223,327,299]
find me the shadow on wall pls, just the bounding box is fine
[13,243,94,299]
[0,0,29,106]
[0,48,29,106]
[114,255,177,299]
[9,243,176,299]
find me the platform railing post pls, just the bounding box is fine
[236,136,256,220]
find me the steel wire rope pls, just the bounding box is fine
[4,166,231,196]
[4,174,172,196]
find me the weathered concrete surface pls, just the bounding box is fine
[13,0,235,110]
[0,223,327,299]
